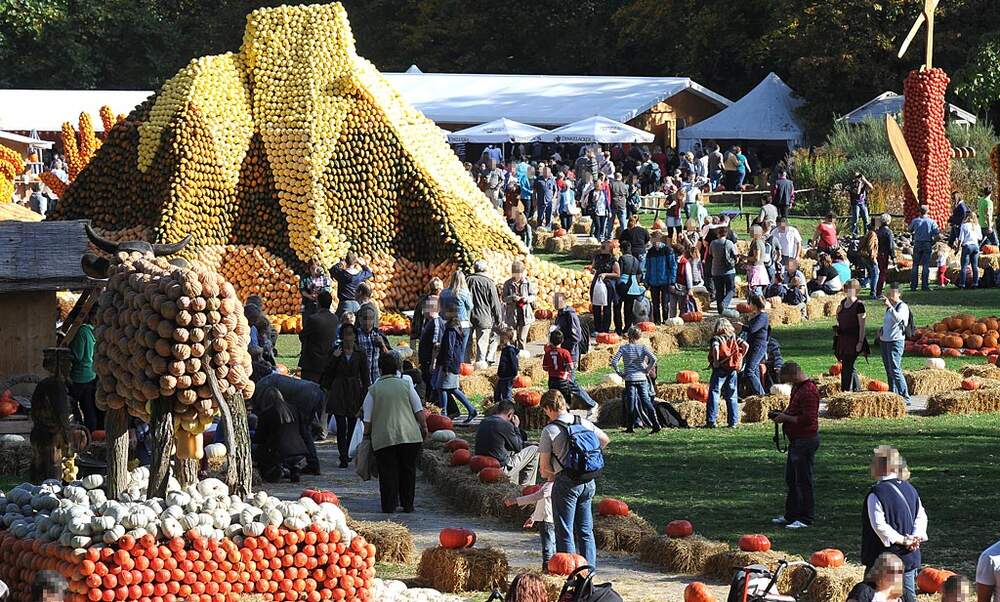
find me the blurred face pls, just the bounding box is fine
[341,328,356,350]
[359,313,375,332]
[443,305,458,321]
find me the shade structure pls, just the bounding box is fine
[535,116,654,144]
[677,72,804,148]
[446,118,549,144]
[839,91,977,126]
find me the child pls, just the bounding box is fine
[610,326,660,433]
[356,306,388,385]
[494,326,519,403]
[542,330,597,410]
[504,482,554,573]
[335,311,356,346]
[940,574,970,602]
[934,242,952,287]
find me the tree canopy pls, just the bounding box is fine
[1,0,997,138]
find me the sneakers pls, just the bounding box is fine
[785,520,809,529]
[771,516,787,525]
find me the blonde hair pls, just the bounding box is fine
[511,260,525,275]
[540,389,567,412]
[751,225,763,239]
[428,278,444,294]
[845,278,861,292]
[714,318,735,337]
[448,270,468,295]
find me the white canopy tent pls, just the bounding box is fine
[839,91,977,126]
[535,116,654,144]
[446,118,549,143]
[677,72,804,150]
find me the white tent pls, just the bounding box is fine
[446,118,548,143]
[677,72,804,149]
[535,116,654,144]
[839,91,977,126]
[405,64,423,74]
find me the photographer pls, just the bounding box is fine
[770,362,820,530]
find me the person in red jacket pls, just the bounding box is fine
[769,362,820,529]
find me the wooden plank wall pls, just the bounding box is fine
[0,291,56,380]
[0,219,89,292]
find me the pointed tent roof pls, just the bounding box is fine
[839,91,977,125]
[678,72,804,145]
[446,118,549,143]
[405,64,423,74]
[535,116,654,144]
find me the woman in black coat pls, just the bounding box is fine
[253,387,308,482]
[321,324,370,468]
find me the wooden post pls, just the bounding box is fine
[176,458,199,488]
[104,408,130,499]
[147,397,174,498]
[206,367,253,497]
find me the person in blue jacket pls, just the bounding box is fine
[644,233,677,323]
[739,293,770,396]
[436,301,478,423]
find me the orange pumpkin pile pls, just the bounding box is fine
[0,390,19,417]
[0,144,24,203]
[270,314,304,335]
[918,314,1000,356]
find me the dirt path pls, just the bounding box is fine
[264,441,730,601]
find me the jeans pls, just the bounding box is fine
[709,169,722,191]
[539,521,556,571]
[614,294,638,334]
[495,377,513,403]
[959,243,980,288]
[540,200,553,229]
[461,326,472,362]
[553,475,597,569]
[592,305,611,333]
[559,213,573,231]
[850,203,869,236]
[593,215,608,241]
[336,299,360,317]
[609,208,627,240]
[707,368,739,427]
[472,325,497,364]
[862,257,879,298]
[440,387,476,417]
[373,442,421,513]
[880,339,910,403]
[548,377,597,409]
[784,436,819,525]
[736,170,746,188]
[334,415,358,465]
[741,342,767,396]
[623,380,658,429]
[911,242,932,290]
[903,568,917,602]
[713,273,736,315]
[840,353,862,392]
[650,284,670,323]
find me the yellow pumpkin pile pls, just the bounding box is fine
[93,250,255,434]
[194,245,300,316]
[0,144,24,203]
[50,2,590,311]
[269,313,303,335]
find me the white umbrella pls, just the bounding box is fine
[535,115,654,144]
[447,118,550,144]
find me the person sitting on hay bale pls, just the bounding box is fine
[543,330,596,411]
[764,327,785,390]
[504,482,554,573]
[476,400,538,486]
[876,284,911,406]
[769,362,820,530]
[847,552,905,602]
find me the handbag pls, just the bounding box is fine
[355,437,378,481]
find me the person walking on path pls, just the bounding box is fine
[747,225,771,296]
[299,260,332,316]
[644,233,677,324]
[758,195,779,226]
[770,362,820,529]
[771,170,795,219]
[849,172,874,236]
[877,284,911,405]
[535,166,557,229]
[363,352,429,514]
[543,330,597,410]
[538,390,610,570]
[494,327,518,404]
[467,261,503,365]
[298,290,340,384]
[330,252,373,317]
[609,172,629,239]
[502,261,537,350]
[956,212,983,289]
[875,215,896,297]
[440,270,474,359]
[504,485,555,576]
[908,206,939,291]
[706,318,748,428]
[979,186,998,246]
[861,445,928,602]
[739,294,770,396]
[436,301,478,422]
[859,226,881,299]
[834,279,868,393]
[475,400,539,486]
[610,327,660,433]
[707,143,724,190]
[709,226,739,315]
[320,323,369,468]
[409,278,443,351]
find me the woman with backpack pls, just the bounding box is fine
[614,241,644,335]
[706,318,748,428]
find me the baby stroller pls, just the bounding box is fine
[726,560,817,602]
[486,566,622,602]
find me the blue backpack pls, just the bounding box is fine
[552,416,604,483]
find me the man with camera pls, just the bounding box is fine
[769,362,820,530]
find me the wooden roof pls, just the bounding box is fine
[0,219,91,292]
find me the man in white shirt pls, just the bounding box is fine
[977,539,1000,601]
[772,217,802,270]
[878,284,911,405]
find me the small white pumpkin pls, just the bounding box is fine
[102,525,125,544]
[769,384,792,397]
[204,443,227,459]
[161,517,183,539]
[262,508,282,526]
[283,516,308,530]
[82,474,104,490]
[91,516,116,532]
[242,521,265,537]
[0,434,26,445]
[666,316,685,327]
[602,373,624,386]
[924,358,946,370]
[430,429,456,443]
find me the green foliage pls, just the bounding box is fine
[955,32,1000,112]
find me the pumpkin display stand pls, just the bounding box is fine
[926,386,1000,415]
[637,534,730,575]
[593,512,657,554]
[348,519,416,563]
[741,395,788,423]
[903,368,963,395]
[826,392,908,419]
[417,546,509,593]
[703,549,802,582]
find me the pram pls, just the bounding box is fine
[486,566,622,602]
[726,560,817,602]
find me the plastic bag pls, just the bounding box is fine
[347,418,363,459]
[355,438,378,481]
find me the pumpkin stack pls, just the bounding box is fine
[902,68,952,224]
[51,2,590,311]
[0,144,24,204]
[919,314,1000,356]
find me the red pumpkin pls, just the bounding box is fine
[680,311,703,323]
[676,370,700,384]
[478,467,504,483]
[684,582,715,602]
[426,414,454,433]
[665,520,694,539]
[597,498,629,517]
[0,390,19,417]
[301,489,340,505]
[961,378,980,390]
[983,245,1000,255]
[917,567,955,594]
[810,548,845,568]
[738,534,771,552]
[514,389,542,408]
[923,344,942,357]
[637,321,657,333]
[534,309,553,320]
[468,455,501,474]
[451,449,472,466]
[522,484,544,496]
[828,363,843,376]
[444,439,469,452]
[553,228,568,237]
[867,380,890,392]
[942,347,960,357]
[439,528,477,549]
[512,375,533,389]
[596,332,621,345]
[687,383,709,403]
[91,430,107,442]
[459,363,475,376]
[547,552,588,576]
[735,302,754,314]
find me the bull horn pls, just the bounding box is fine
[84,224,120,254]
[151,234,193,257]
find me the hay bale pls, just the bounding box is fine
[569,241,602,260]
[579,347,614,372]
[692,291,712,313]
[815,374,872,397]
[589,383,624,403]
[417,546,509,593]
[673,400,727,427]
[514,401,550,430]
[677,321,714,347]
[742,395,787,423]
[805,296,827,321]
[461,373,495,398]
[703,549,802,581]
[347,520,415,563]
[593,512,657,554]
[520,358,549,384]
[904,369,962,395]
[647,332,679,354]
[826,392,907,419]
[544,236,573,253]
[822,295,844,317]
[597,397,624,428]
[799,258,816,278]
[527,320,553,343]
[926,387,1000,415]
[782,563,866,602]
[533,230,553,250]
[961,364,1000,379]
[768,302,803,326]
[980,253,1000,271]
[571,220,591,235]
[0,439,31,479]
[655,383,690,402]
[637,535,731,575]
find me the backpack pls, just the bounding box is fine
[898,302,917,340]
[654,401,689,428]
[552,416,604,483]
[716,241,737,272]
[557,565,623,602]
[711,337,746,371]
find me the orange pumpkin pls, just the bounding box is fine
[983,334,999,349]
[445,439,469,452]
[943,348,961,357]
[276,363,289,375]
[943,335,963,349]
[459,363,475,376]
[984,317,1000,331]
[684,582,715,602]
[512,375,533,389]
[972,322,988,335]
[534,309,553,320]
[932,322,949,333]
[548,552,588,576]
[597,498,629,516]
[960,314,976,330]
[426,414,454,433]
[681,311,703,323]
[478,467,504,483]
[867,380,890,392]
[923,344,942,357]
[439,528,476,549]
[961,378,980,390]
[917,567,955,594]
[966,334,983,349]
[652,219,666,230]
[828,363,843,376]
[676,370,700,384]
[596,332,621,345]
[665,520,694,539]
[468,455,501,474]
[735,302,754,314]
[810,548,846,568]
[514,389,542,407]
[687,383,709,403]
[553,228,567,237]
[982,245,999,254]
[738,534,771,552]
[637,321,657,333]
[450,449,472,466]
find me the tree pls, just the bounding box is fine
[955,32,1000,121]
